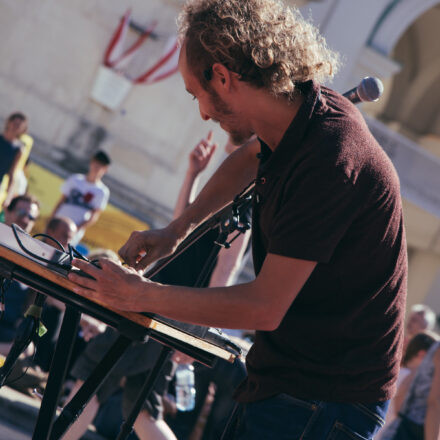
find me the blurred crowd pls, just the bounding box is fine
[1,110,439,440]
[0,112,253,439]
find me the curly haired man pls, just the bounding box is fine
[69,1,408,438]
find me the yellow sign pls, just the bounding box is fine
[27,163,149,253]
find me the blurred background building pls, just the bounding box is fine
[0,0,439,313]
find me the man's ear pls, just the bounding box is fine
[212,63,232,88]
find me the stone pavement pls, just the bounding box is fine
[0,386,106,439]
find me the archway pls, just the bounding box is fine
[370,2,440,142]
[369,0,440,56]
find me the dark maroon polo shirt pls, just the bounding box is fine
[234,81,407,403]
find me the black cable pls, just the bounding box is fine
[10,224,100,271]
[4,340,37,387]
[11,224,71,270]
[32,233,66,253]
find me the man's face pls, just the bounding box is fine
[89,160,108,180]
[5,200,39,233]
[4,118,27,140]
[179,48,253,145]
[47,221,77,248]
[406,311,428,337]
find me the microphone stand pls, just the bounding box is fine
[0,292,47,387]
[145,179,254,280]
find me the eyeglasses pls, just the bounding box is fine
[15,208,37,222]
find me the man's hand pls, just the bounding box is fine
[68,258,150,312]
[188,131,217,176]
[118,226,182,270]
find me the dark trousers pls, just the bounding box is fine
[222,395,389,440]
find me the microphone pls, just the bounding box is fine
[343,77,384,104]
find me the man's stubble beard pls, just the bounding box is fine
[208,88,252,146]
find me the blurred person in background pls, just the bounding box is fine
[165,132,251,440]
[33,216,78,372]
[7,135,33,203]
[2,193,39,233]
[404,304,437,351]
[377,331,440,439]
[51,150,111,245]
[0,112,28,209]
[63,245,177,440]
[0,215,105,395]
[0,194,40,355]
[63,133,250,440]
[379,335,440,440]
[34,218,106,372]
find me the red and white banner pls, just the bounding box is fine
[134,36,179,85]
[102,9,179,84]
[104,9,132,68]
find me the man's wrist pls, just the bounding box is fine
[167,216,192,243]
[186,168,201,179]
[137,277,164,313]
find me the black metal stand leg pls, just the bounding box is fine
[33,306,80,440]
[116,346,173,440]
[0,292,46,387]
[50,334,132,440]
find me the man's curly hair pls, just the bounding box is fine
[178,0,340,99]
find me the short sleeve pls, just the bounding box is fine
[60,175,75,196]
[97,187,109,210]
[88,186,109,211]
[268,166,360,263]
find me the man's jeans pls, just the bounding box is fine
[222,394,389,440]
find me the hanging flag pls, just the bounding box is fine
[111,21,158,70]
[92,10,180,110]
[134,37,180,85]
[104,9,131,68]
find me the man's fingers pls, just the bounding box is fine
[206,130,213,142]
[119,245,143,267]
[134,252,158,271]
[194,147,204,159]
[99,257,121,271]
[71,259,102,279]
[197,142,208,155]
[118,241,135,263]
[68,270,98,290]
[119,231,147,266]
[71,284,97,299]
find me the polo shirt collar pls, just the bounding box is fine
[257,81,321,177]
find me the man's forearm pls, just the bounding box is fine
[138,280,270,330]
[169,142,259,239]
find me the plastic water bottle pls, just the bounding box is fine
[175,364,196,411]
